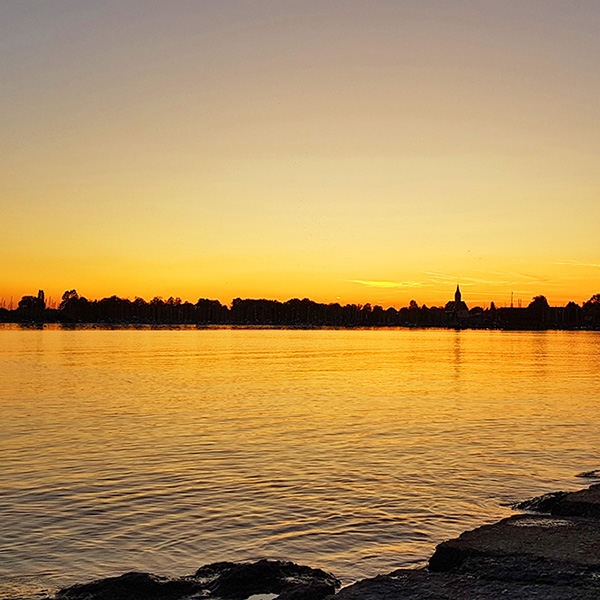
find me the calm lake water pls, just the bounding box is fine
[1,325,599,598]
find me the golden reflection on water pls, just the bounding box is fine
[0,326,599,597]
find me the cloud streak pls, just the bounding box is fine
[348,267,567,298]
[557,261,600,269]
[348,280,429,289]
[422,270,551,287]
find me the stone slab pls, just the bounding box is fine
[429,513,600,572]
[331,569,600,600]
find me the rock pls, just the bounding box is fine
[513,484,600,518]
[197,559,340,599]
[451,554,600,586]
[276,581,337,600]
[55,571,202,600]
[330,568,600,600]
[576,470,600,479]
[429,513,600,573]
[55,560,339,600]
[551,483,600,518]
[512,491,569,512]
[194,560,237,579]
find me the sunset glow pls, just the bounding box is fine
[2,1,599,308]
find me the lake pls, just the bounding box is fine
[1,325,599,599]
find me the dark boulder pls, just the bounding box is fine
[551,483,600,518]
[512,491,569,512]
[276,581,338,600]
[513,484,600,518]
[56,560,339,600]
[197,559,340,599]
[55,571,202,600]
[576,470,600,479]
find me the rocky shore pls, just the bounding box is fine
[53,560,340,600]
[46,481,600,600]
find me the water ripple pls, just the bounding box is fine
[1,327,599,599]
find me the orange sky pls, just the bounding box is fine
[1,1,599,309]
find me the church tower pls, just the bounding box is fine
[455,284,461,304]
[445,284,468,321]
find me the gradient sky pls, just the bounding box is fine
[2,1,599,308]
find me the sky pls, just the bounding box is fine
[2,0,599,309]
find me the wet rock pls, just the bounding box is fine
[330,568,600,600]
[576,470,600,479]
[276,581,337,600]
[55,560,339,600]
[452,555,600,594]
[452,554,600,587]
[429,513,600,573]
[55,571,202,600]
[551,483,600,518]
[512,490,569,512]
[513,484,600,518]
[197,559,340,599]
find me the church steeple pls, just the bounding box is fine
[455,284,461,304]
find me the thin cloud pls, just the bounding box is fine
[422,272,495,286]
[557,261,600,269]
[423,270,550,286]
[348,280,429,289]
[349,268,559,293]
[422,272,465,286]
[504,271,550,282]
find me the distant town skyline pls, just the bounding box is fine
[2,2,599,307]
[2,284,599,313]
[4,285,598,329]
[1,275,599,311]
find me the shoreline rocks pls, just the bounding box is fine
[576,470,600,479]
[428,513,600,574]
[54,560,340,600]
[512,483,600,518]
[511,490,569,512]
[333,481,600,600]
[49,481,600,600]
[328,568,600,600]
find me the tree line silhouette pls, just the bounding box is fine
[2,289,600,329]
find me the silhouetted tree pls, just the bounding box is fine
[60,289,79,310]
[527,295,550,327]
[58,290,93,321]
[529,295,549,308]
[583,294,600,326]
[564,301,582,327]
[407,300,419,325]
[17,294,45,320]
[585,293,600,306]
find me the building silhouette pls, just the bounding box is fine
[445,284,469,322]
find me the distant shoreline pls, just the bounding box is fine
[4,290,599,330]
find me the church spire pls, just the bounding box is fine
[455,284,461,304]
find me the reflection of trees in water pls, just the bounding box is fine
[453,330,462,380]
[530,330,552,385]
